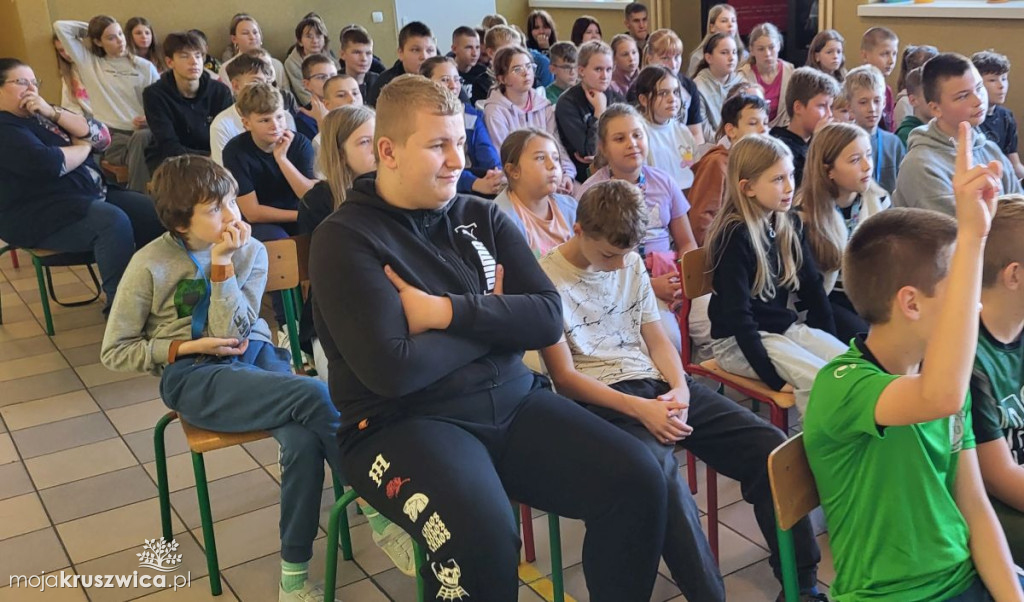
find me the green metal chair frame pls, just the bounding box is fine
[0,245,101,336]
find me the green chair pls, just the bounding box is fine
[767,433,819,602]
[0,245,101,336]
[154,412,351,596]
[324,497,565,602]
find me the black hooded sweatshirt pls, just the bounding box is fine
[309,174,564,431]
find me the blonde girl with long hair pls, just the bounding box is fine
[687,4,747,77]
[739,22,794,128]
[797,122,890,342]
[705,134,844,416]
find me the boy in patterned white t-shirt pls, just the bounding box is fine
[538,179,824,602]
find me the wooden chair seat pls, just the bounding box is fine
[695,359,796,409]
[179,419,271,454]
[100,160,129,184]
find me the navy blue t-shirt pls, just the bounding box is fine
[222,131,315,211]
[295,110,318,141]
[981,104,1019,157]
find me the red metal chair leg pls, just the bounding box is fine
[520,504,536,563]
[686,450,698,495]
[707,466,719,564]
[10,249,19,269]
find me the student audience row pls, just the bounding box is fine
[2,4,1024,601]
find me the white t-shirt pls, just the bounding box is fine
[645,118,697,190]
[209,104,296,166]
[539,248,663,385]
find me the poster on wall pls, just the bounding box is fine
[730,0,789,35]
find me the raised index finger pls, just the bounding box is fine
[955,121,974,176]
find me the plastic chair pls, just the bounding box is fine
[677,247,796,431]
[324,496,564,602]
[767,433,819,602]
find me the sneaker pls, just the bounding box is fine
[279,580,340,602]
[371,522,417,576]
[277,326,291,349]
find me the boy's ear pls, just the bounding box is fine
[894,285,923,321]
[572,221,583,238]
[165,55,175,70]
[1003,262,1023,290]
[377,136,399,169]
[859,48,870,63]
[240,115,252,131]
[723,122,737,141]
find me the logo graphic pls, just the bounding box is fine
[833,364,857,379]
[422,512,451,552]
[404,493,430,522]
[386,477,410,499]
[454,223,497,292]
[432,559,469,600]
[137,538,183,572]
[368,454,391,488]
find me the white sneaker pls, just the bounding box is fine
[372,522,417,576]
[279,580,340,602]
[277,326,291,349]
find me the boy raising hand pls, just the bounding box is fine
[805,122,1023,601]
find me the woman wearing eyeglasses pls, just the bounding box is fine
[482,46,576,194]
[0,58,164,312]
[421,57,504,198]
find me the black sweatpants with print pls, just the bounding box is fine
[338,373,668,601]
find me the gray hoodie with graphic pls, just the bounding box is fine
[893,119,1021,216]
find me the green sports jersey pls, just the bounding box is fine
[804,338,977,601]
[971,323,1024,463]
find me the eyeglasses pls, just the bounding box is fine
[2,78,40,88]
[553,63,576,71]
[509,63,537,77]
[308,74,332,81]
[437,76,464,86]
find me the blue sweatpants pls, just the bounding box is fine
[159,340,340,563]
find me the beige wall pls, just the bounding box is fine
[831,0,1024,117]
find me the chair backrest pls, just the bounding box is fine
[767,433,820,531]
[292,234,312,284]
[263,239,299,293]
[681,247,713,301]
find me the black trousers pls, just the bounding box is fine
[339,373,668,601]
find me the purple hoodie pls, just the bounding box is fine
[481,87,576,180]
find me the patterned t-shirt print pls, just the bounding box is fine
[174,279,207,319]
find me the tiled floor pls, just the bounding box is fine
[0,253,836,601]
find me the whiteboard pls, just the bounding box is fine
[393,0,497,50]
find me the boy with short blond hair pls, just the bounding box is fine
[541,179,824,602]
[895,66,930,147]
[366,21,437,107]
[805,125,1024,600]
[972,194,1024,562]
[894,53,1022,215]
[769,66,840,188]
[859,26,899,131]
[844,64,906,194]
[973,50,1024,180]
[338,25,380,98]
[546,41,578,104]
[101,156,341,602]
[309,73,668,600]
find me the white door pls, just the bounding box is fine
[393,0,497,50]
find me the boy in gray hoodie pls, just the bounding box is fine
[100,156,342,602]
[893,53,1021,215]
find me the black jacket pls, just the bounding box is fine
[708,213,836,390]
[309,174,563,429]
[555,84,626,182]
[143,71,233,169]
[366,61,406,107]
[770,126,810,189]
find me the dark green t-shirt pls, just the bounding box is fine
[804,338,977,601]
[971,323,1024,463]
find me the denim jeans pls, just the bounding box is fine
[34,189,163,307]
